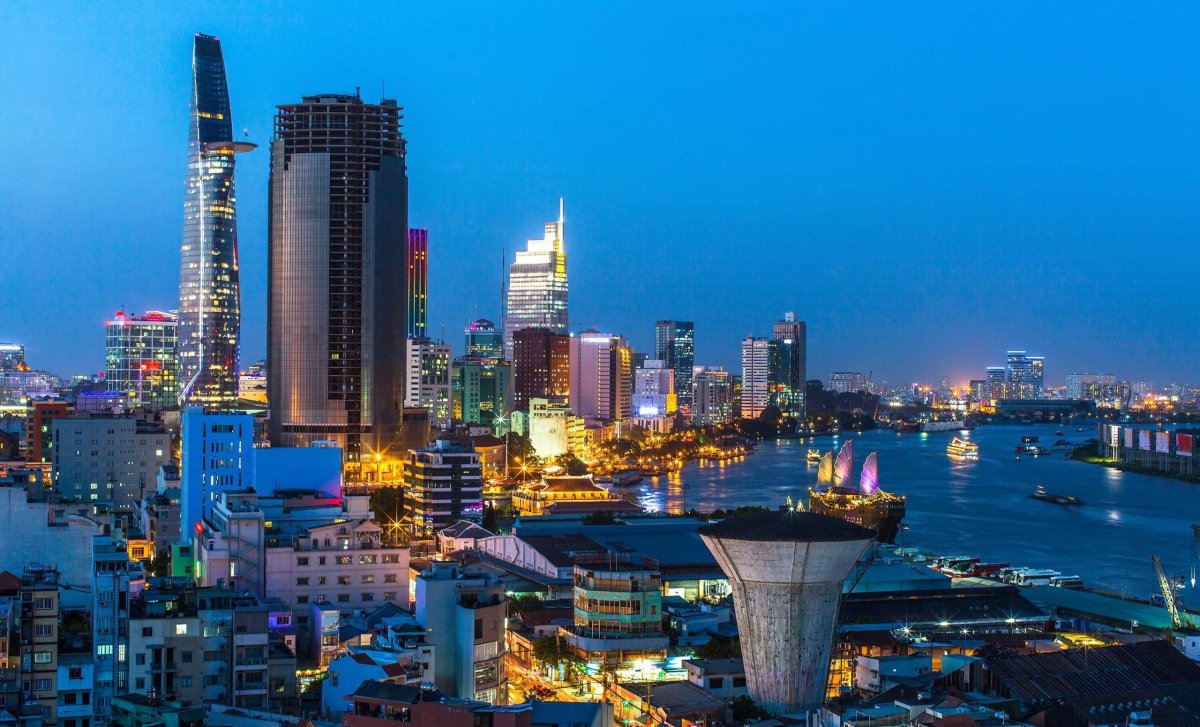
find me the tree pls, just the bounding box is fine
[504,431,536,463]
[482,502,498,532]
[693,633,741,660]
[730,695,769,720]
[507,594,544,616]
[532,636,571,669]
[554,451,588,476]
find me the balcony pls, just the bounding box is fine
[562,629,669,654]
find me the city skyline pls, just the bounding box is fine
[5,5,1200,385]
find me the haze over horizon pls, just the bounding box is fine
[3,3,1198,386]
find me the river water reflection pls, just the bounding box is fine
[629,423,1200,597]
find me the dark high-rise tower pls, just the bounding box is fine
[268,93,408,462]
[772,312,807,420]
[654,320,694,410]
[178,34,253,408]
[406,228,428,338]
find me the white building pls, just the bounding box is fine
[0,482,101,608]
[633,359,676,418]
[569,331,632,423]
[196,491,412,644]
[404,337,452,430]
[413,562,506,702]
[527,398,583,459]
[828,371,868,394]
[740,336,771,418]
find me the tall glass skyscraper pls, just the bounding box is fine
[771,312,806,420]
[178,34,253,408]
[654,320,694,409]
[504,200,568,357]
[268,93,409,462]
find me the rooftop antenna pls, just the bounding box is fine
[500,245,507,329]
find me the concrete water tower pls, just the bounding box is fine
[699,510,873,715]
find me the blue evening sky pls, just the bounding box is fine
[2,2,1197,386]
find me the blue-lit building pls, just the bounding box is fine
[1002,350,1045,399]
[180,406,253,539]
[465,319,504,360]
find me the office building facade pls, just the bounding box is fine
[692,368,733,426]
[51,415,172,510]
[654,321,694,410]
[403,439,483,536]
[1002,350,1044,399]
[512,327,570,411]
[0,344,25,371]
[740,336,772,419]
[178,34,252,409]
[465,319,504,360]
[268,93,409,461]
[633,359,675,418]
[404,338,451,430]
[569,331,633,423]
[105,310,179,408]
[452,359,512,426]
[504,200,568,357]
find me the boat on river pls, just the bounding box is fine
[1031,485,1082,506]
[613,470,643,486]
[806,449,822,464]
[946,436,979,459]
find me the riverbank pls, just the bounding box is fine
[1071,443,1200,484]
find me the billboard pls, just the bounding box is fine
[1139,430,1152,451]
[1179,433,1194,458]
[1109,425,1120,449]
[1124,427,1134,449]
[1156,431,1171,454]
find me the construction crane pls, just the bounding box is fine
[1153,555,1184,629]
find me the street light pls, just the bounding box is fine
[494,410,511,482]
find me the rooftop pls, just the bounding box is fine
[699,509,874,542]
[979,640,1200,702]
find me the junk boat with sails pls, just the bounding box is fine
[808,440,906,544]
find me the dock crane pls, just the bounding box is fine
[1153,555,1188,630]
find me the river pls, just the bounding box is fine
[629,423,1200,597]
